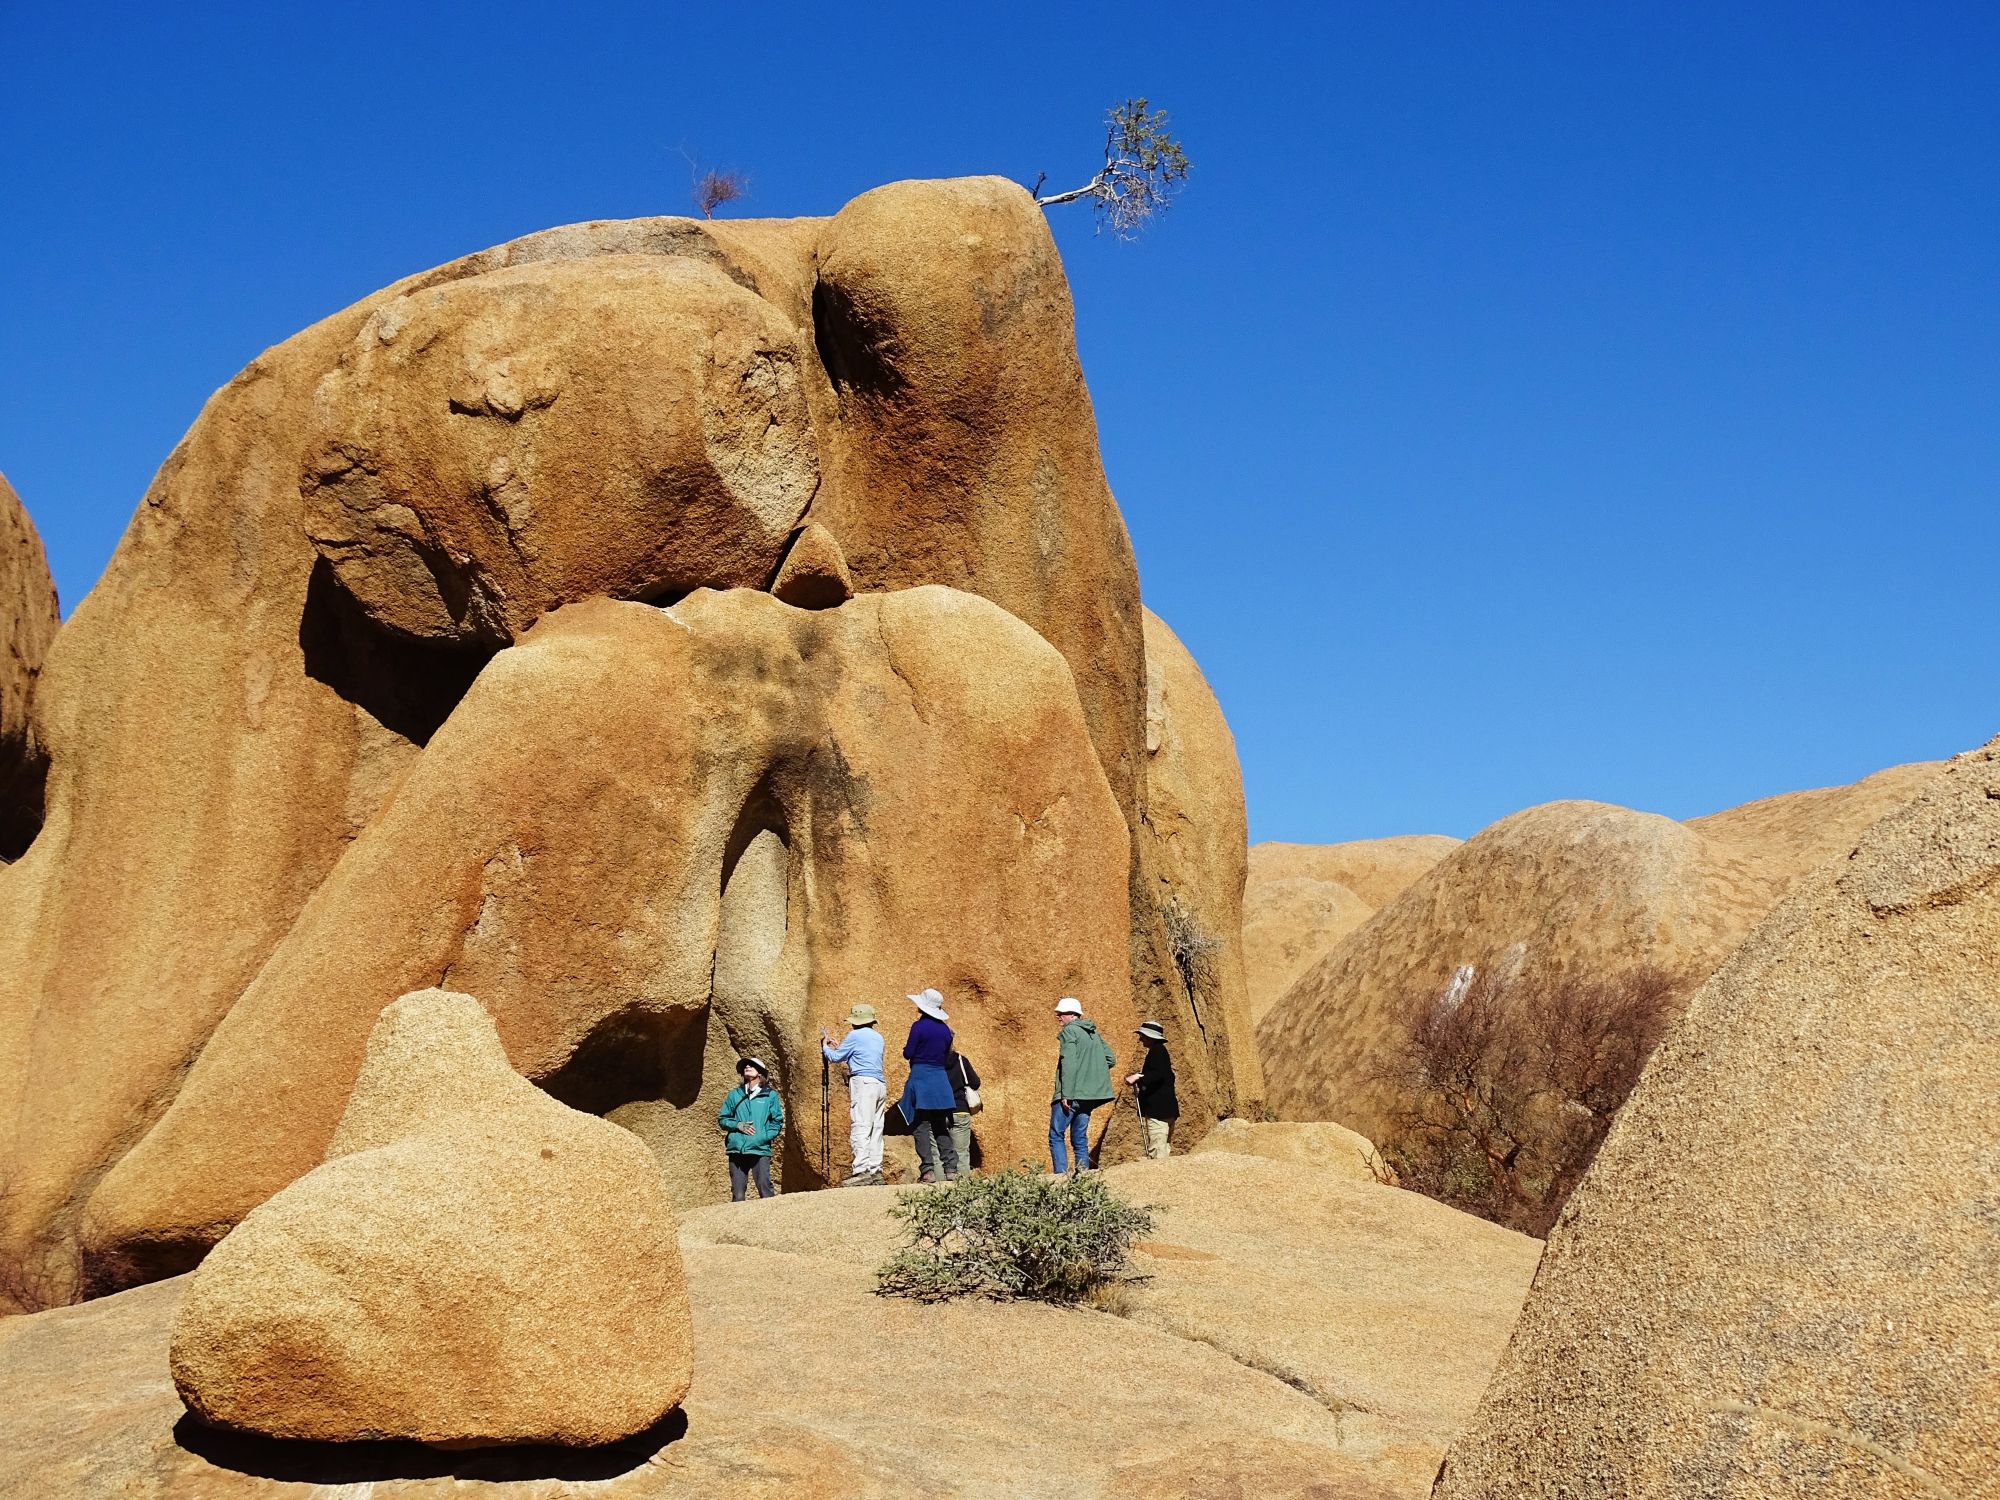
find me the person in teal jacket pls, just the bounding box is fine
[1049,997,1115,1173]
[718,1056,785,1201]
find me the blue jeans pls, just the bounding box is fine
[1049,1099,1095,1173]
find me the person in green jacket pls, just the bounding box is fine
[718,1056,785,1201]
[1049,997,1115,1173]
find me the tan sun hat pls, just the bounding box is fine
[847,1003,878,1026]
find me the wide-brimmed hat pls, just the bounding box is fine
[846,1003,878,1026]
[1054,997,1083,1016]
[908,988,950,1022]
[1136,1021,1167,1042]
[736,1056,770,1079]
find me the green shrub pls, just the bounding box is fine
[874,1168,1158,1304]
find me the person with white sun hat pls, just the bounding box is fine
[896,987,962,1182]
[1049,996,1116,1173]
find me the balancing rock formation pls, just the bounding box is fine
[171,989,694,1446]
[0,177,1255,1308]
[1434,745,2000,1499]
[0,470,58,862]
[86,586,1132,1271]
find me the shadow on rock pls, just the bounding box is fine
[171,1407,690,1484]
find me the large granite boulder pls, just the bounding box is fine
[170,989,693,1446]
[81,586,1134,1282]
[1258,765,1940,1230]
[303,256,820,644]
[1259,800,1776,1150]
[0,470,58,863]
[0,179,1251,1306]
[1433,745,1999,1498]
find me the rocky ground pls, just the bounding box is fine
[0,1124,1538,1499]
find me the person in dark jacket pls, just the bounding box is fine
[718,1056,785,1201]
[896,987,960,1183]
[1126,1020,1179,1160]
[945,1048,982,1180]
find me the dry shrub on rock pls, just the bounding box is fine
[1380,965,1682,1235]
[692,168,745,218]
[875,1168,1157,1304]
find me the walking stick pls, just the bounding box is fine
[819,1052,832,1184]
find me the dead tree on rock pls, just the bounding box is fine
[1033,98,1191,239]
[678,147,747,220]
[693,169,746,220]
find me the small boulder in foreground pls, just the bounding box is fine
[168,988,693,1447]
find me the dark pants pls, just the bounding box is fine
[912,1110,961,1179]
[728,1153,773,1201]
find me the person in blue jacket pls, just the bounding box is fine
[896,987,960,1183]
[718,1056,785,1201]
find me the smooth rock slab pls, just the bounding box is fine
[2,1143,1532,1497]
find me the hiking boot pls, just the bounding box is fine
[917,1170,937,1184]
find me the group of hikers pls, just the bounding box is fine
[715,991,1179,1199]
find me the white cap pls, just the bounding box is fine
[909,987,950,1022]
[1055,997,1083,1016]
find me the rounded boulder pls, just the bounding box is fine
[168,988,694,1447]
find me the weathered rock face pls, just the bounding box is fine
[1259,766,1941,1159]
[0,1138,1538,1498]
[1682,759,1941,884]
[1243,836,1461,1024]
[1140,609,1263,1119]
[171,989,693,1446]
[303,256,821,645]
[0,471,58,862]
[0,180,1244,1307]
[1434,746,1999,1499]
[80,586,1133,1285]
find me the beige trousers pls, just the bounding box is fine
[1141,1116,1172,1160]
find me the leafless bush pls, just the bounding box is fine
[1380,964,1683,1235]
[692,169,746,220]
[1161,899,1220,1006]
[0,1177,73,1314]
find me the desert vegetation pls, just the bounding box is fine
[875,1168,1158,1304]
[1033,97,1190,237]
[1378,964,1684,1235]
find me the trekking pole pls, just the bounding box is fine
[819,1052,832,1184]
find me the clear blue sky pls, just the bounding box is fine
[3,3,1994,842]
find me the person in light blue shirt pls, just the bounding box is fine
[821,1003,887,1185]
